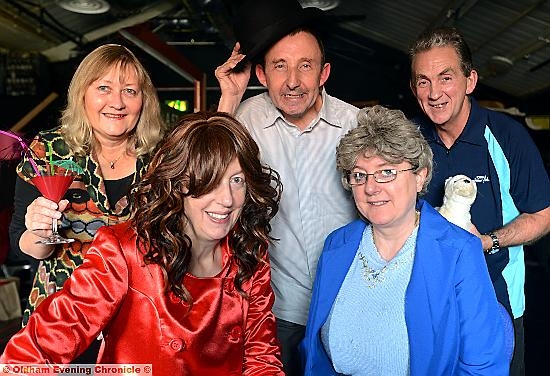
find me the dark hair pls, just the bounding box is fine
[409,27,474,77]
[131,112,282,302]
[255,27,326,67]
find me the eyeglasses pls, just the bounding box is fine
[345,167,417,186]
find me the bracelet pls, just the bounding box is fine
[485,232,500,254]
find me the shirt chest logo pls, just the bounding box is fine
[473,175,490,183]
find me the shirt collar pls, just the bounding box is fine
[458,97,486,146]
[317,89,343,128]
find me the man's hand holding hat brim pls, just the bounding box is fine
[215,42,252,114]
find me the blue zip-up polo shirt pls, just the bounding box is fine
[416,98,550,318]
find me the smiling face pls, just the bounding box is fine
[411,46,477,131]
[255,31,330,130]
[84,63,143,144]
[351,154,427,232]
[183,158,246,250]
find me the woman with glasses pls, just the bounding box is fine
[300,105,507,375]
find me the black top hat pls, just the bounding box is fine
[232,0,324,71]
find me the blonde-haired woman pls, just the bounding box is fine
[9,44,164,360]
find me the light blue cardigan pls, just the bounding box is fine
[301,200,508,375]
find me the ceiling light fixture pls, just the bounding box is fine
[298,0,340,11]
[57,0,111,15]
[487,55,514,75]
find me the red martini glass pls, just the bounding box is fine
[31,164,75,245]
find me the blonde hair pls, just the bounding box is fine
[60,44,164,156]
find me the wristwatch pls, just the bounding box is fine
[485,232,500,255]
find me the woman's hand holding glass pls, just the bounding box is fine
[24,197,70,246]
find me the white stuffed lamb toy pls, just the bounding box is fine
[436,174,477,231]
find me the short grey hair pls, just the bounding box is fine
[336,105,433,195]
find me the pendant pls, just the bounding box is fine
[369,269,382,280]
[110,162,115,169]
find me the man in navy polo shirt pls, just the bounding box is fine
[409,27,550,376]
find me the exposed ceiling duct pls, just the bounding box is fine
[0,0,548,99]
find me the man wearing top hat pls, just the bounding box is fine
[215,0,358,374]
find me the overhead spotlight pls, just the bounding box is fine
[298,0,340,11]
[57,0,110,14]
[487,55,514,75]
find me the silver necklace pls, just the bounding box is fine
[358,212,419,288]
[99,151,124,169]
[358,252,406,288]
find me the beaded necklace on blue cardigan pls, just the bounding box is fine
[321,221,418,376]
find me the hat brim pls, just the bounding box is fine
[233,7,324,72]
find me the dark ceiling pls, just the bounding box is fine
[0,0,549,119]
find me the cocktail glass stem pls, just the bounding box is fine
[52,217,59,236]
[36,216,74,245]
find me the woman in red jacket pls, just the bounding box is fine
[1,112,284,375]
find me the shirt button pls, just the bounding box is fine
[229,326,242,342]
[169,339,185,352]
[169,293,181,304]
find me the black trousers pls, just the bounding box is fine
[510,316,525,376]
[276,318,306,376]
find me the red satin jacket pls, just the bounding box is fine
[1,222,284,375]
